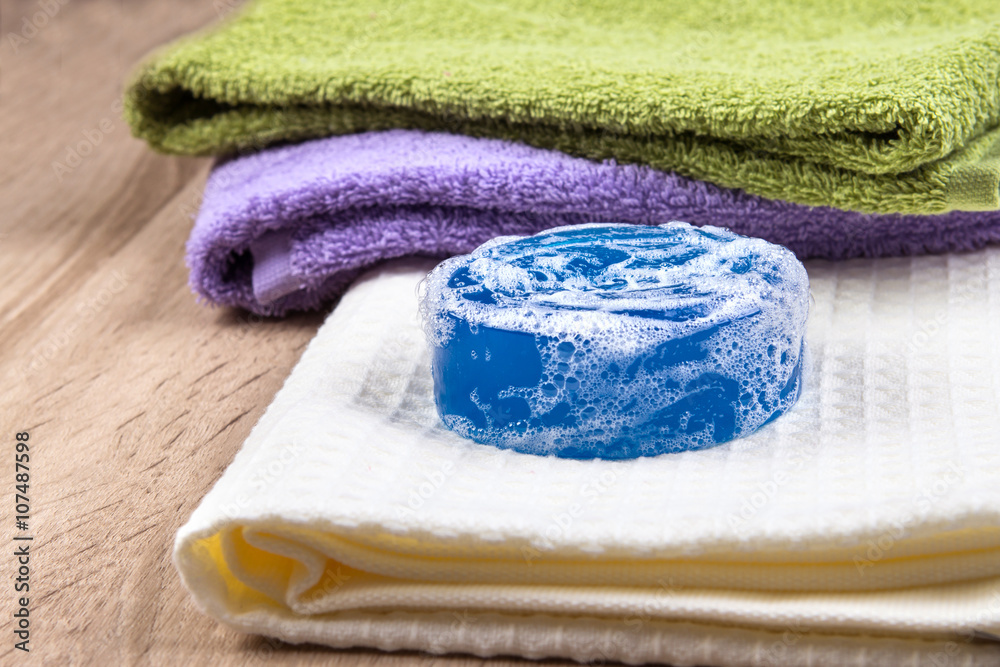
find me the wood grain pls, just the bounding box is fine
[0,1,581,664]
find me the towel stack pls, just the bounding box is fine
[125,1,1000,665]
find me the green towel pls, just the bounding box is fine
[124,0,1000,214]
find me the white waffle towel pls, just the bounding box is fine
[176,250,1000,666]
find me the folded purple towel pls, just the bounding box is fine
[188,130,1000,315]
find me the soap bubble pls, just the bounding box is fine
[421,222,810,459]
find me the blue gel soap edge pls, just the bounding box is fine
[422,222,810,459]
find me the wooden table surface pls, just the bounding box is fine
[0,1,581,664]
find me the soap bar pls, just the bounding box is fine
[421,223,809,459]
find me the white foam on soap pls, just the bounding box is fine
[421,222,810,456]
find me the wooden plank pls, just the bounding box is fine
[0,1,581,663]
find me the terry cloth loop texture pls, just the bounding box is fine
[175,249,1000,665]
[186,130,1000,315]
[124,0,1000,214]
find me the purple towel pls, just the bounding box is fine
[188,130,1000,315]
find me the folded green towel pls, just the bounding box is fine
[124,0,1000,214]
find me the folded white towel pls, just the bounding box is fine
[176,250,1000,667]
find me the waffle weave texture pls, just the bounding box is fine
[176,248,1000,666]
[124,0,1000,214]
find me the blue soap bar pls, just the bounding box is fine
[421,222,809,459]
